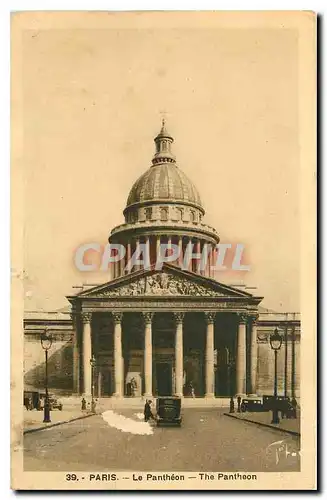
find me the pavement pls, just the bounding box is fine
[224,410,300,436]
[23,408,94,433]
[23,408,301,472]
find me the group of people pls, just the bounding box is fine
[81,397,97,411]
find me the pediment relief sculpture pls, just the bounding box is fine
[92,273,225,298]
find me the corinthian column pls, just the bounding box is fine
[205,312,216,398]
[112,312,123,397]
[249,314,259,395]
[70,311,80,394]
[81,312,92,397]
[143,312,153,398]
[236,313,247,396]
[174,312,184,397]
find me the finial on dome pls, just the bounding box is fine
[152,118,175,165]
[161,117,166,132]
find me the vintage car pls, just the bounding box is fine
[262,395,296,417]
[49,395,63,411]
[38,394,63,411]
[240,397,264,412]
[156,397,182,426]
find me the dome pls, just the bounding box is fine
[126,163,203,210]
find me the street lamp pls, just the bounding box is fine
[225,347,235,413]
[90,355,96,413]
[41,329,53,423]
[269,328,282,424]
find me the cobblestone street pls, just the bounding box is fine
[23,409,300,472]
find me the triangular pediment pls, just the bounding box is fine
[73,264,256,300]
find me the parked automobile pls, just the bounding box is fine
[240,398,264,412]
[49,395,63,411]
[262,395,296,417]
[156,397,182,426]
[262,395,276,411]
[38,394,63,411]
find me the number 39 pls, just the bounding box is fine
[66,474,77,481]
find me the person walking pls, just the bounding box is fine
[144,399,154,422]
[189,381,195,398]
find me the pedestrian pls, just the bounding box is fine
[24,396,29,411]
[189,381,195,398]
[144,399,154,422]
[81,397,86,411]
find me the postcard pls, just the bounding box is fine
[11,10,316,490]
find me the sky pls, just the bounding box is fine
[20,17,300,312]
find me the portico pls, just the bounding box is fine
[68,265,262,400]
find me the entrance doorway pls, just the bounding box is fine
[156,362,172,396]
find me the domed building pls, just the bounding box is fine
[109,120,219,279]
[24,122,301,405]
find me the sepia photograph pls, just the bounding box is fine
[11,10,316,490]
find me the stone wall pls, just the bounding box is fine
[24,334,74,393]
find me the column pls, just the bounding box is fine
[111,248,116,279]
[201,242,208,276]
[135,238,140,270]
[187,238,193,271]
[70,311,80,394]
[174,313,184,397]
[236,313,247,396]
[126,241,132,273]
[81,312,92,397]
[143,312,153,398]
[291,323,296,401]
[156,235,161,264]
[284,321,288,397]
[196,239,201,274]
[205,312,216,398]
[114,259,118,279]
[145,236,150,269]
[211,246,217,280]
[207,244,212,278]
[178,237,183,268]
[167,236,172,263]
[120,244,125,277]
[97,372,102,398]
[116,243,120,278]
[249,314,258,395]
[112,312,123,397]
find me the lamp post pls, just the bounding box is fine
[90,355,96,413]
[225,347,235,413]
[269,328,282,424]
[41,329,53,423]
